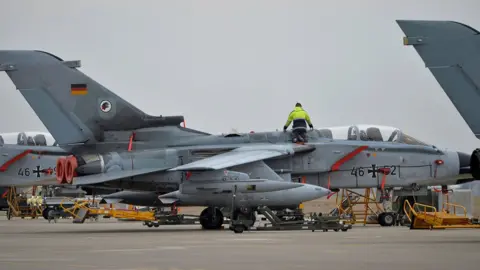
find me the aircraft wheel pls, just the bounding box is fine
[153,223,160,228]
[42,208,51,220]
[377,213,385,226]
[230,225,246,233]
[233,225,245,234]
[379,212,395,227]
[200,207,223,230]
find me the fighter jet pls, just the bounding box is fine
[396,19,480,180]
[0,50,472,228]
[0,131,328,226]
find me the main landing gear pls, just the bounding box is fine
[199,207,224,230]
[377,187,397,227]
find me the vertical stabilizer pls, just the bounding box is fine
[0,50,184,146]
[397,20,480,138]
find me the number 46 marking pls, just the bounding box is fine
[350,167,365,176]
[17,168,30,176]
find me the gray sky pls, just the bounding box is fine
[1,0,479,152]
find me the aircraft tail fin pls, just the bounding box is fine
[397,20,480,138]
[0,50,184,146]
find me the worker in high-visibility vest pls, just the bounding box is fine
[283,102,314,143]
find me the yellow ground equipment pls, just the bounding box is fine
[5,186,43,220]
[403,200,480,229]
[58,198,155,223]
[331,188,385,225]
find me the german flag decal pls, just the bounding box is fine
[71,83,87,95]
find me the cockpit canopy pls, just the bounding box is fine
[314,124,429,146]
[0,132,57,146]
[220,124,430,146]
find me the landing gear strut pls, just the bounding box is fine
[378,188,396,227]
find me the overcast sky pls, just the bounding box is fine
[1,0,479,153]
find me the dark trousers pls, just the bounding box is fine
[292,128,307,142]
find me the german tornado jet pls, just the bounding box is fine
[0,50,473,228]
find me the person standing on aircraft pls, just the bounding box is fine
[283,102,313,143]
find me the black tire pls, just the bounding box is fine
[42,208,51,220]
[377,213,385,226]
[380,212,395,227]
[233,226,244,233]
[200,207,224,230]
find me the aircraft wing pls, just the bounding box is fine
[72,167,170,185]
[168,144,303,171]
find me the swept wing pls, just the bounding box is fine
[169,144,313,171]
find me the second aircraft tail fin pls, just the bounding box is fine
[397,20,480,138]
[0,50,184,146]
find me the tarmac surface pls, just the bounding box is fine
[0,218,479,270]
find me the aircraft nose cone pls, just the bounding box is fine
[457,151,471,174]
[304,184,330,200]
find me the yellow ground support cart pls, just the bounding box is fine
[52,197,198,227]
[58,198,156,223]
[403,200,480,230]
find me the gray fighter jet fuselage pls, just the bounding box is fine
[0,50,473,229]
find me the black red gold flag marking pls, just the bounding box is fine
[71,83,87,95]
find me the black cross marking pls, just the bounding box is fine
[367,164,377,178]
[33,166,42,178]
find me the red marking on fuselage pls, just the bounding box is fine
[0,150,32,172]
[330,146,368,172]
